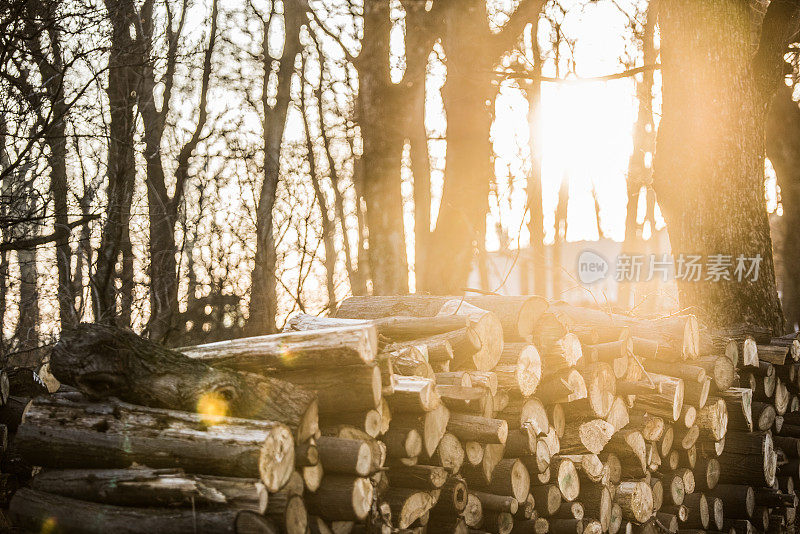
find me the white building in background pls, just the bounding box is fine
[468,229,679,314]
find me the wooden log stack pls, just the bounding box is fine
[0,295,798,533]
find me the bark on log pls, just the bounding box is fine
[304,476,373,521]
[9,488,272,534]
[179,324,378,370]
[447,414,508,444]
[50,323,318,441]
[316,436,373,476]
[336,297,504,371]
[614,481,654,523]
[15,395,295,492]
[29,467,268,512]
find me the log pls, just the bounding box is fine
[614,481,654,523]
[15,395,295,492]
[580,482,612,532]
[560,419,615,455]
[532,484,563,517]
[9,488,270,534]
[707,484,755,520]
[431,476,469,514]
[472,491,519,514]
[659,472,684,506]
[427,432,465,473]
[606,430,647,477]
[694,456,721,491]
[540,333,584,373]
[549,457,580,502]
[384,346,434,378]
[638,374,685,422]
[751,401,776,431]
[387,375,439,413]
[446,414,508,444]
[316,436,373,476]
[537,369,588,404]
[683,378,710,409]
[29,467,268,512]
[266,492,308,534]
[696,356,735,392]
[720,388,752,433]
[383,427,423,459]
[336,297,504,370]
[627,413,665,442]
[605,396,630,432]
[388,465,447,489]
[283,362,380,417]
[319,410,382,438]
[695,397,727,441]
[179,324,378,370]
[436,385,490,416]
[757,344,789,366]
[463,492,484,527]
[305,476,373,521]
[547,304,698,359]
[496,344,541,397]
[50,324,319,441]
[680,493,709,529]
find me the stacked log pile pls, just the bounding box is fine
[1,295,799,533]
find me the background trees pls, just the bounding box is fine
[3,0,800,355]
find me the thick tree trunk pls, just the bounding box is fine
[766,84,800,330]
[357,2,409,295]
[420,1,494,294]
[654,0,787,333]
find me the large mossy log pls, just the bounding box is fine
[51,323,318,441]
[14,394,295,492]
[9,487,273,534]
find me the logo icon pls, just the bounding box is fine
[577,250,609,284]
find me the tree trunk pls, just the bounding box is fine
[766,83,800,330]
[94,0,137,326]
[249,1,302,334]
[421,1,494,294]
[653,0,790,333]
[357,2,409,295]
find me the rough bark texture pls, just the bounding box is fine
[51,323,318,440]
[654,0,792,333]
[767,83,800,330]
[249,0,303,334]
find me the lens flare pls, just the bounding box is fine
[197,391,230,425]
[41,517,57,534]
